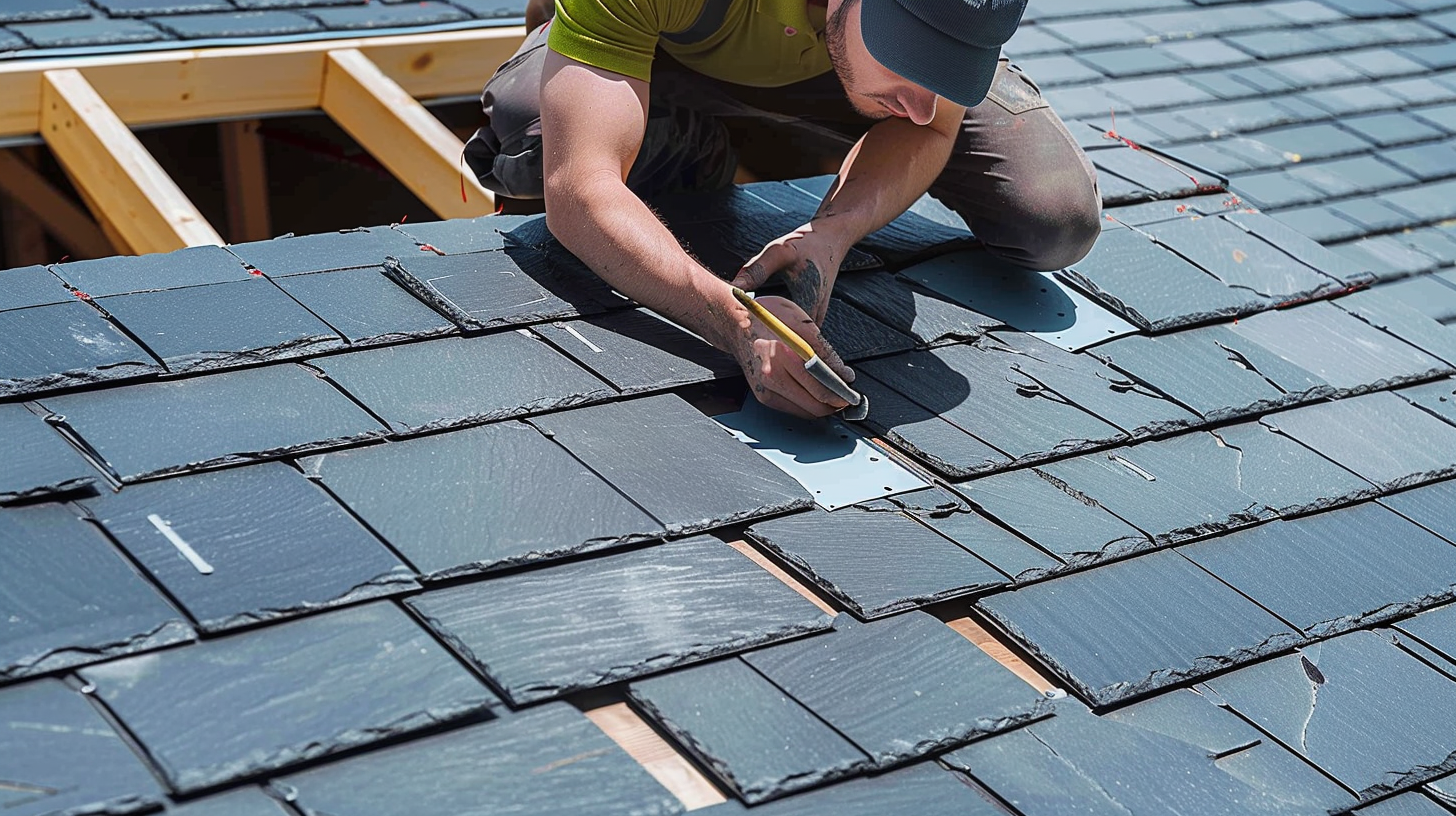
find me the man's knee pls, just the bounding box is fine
[1006,179,1102,271]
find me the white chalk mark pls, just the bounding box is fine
[147,514,214,575]
[562,325,605,353]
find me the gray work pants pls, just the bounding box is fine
[464,22,1102,271]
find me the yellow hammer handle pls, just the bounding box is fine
[731,287,816,362]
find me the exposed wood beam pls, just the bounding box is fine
[2,196,49,267]
[40,68,223,255]
[946,615,1057,694]
[0,28,525,137]
[219,119,273,243]
[0,147,113,260]
[321,48,493,219]
[583,702,726,811]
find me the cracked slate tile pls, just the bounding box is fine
[0,265,71,311]
[852,373,1015,479]
[627,658,872,803]
[818,298,917,361]
[381,248,619,330]
[95,278,344,373]
[0,402,95,504]
[395,213,536,255]
[1262,392,1456,491]
[977,549,1302,706]
[833,270,1000,345]
[746,506,1006,619]
[51,245,253,296]
[1332,288,1456,366]
[529,394,812,534]
[227,228,425,276]
[897,251,1139,351]
[302,421,662,580]
[958,467,1153,573]
[1204,630,1456,800]
[406,536,833,705]
[1183,502,1456,637]
[715,762,1007,816]
[1381,479,1456,542]
[1354,792,1454,816]
[949,697,1354,815]
[742,612,1052,766]
[860,345,1125,468]
[1208,421,1377,516]
[76,462,417,633]
[532,309,738,394]
[1221,210,1375,286]
[1090,145,1219,201]
[0,301,164,397]
[80,601,496,794]
[278,703,681,816]
[1037,431,1276,545]
[1230,302,1451,393]
[270,267,457,345]
[865,486,1062,583]
[0,503,194,683]
[165,786,292,816]
[38,363,385,483]
[1089,324,1332,422]
[0,678,165,816]
[1147,215,1344,300]
[1064,227,1267,331]
[311,331,612,435]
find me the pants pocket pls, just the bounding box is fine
[985,62,1050,115]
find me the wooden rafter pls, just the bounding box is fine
[40,68,224,255]
[321,48,493,220]
[0,147,113,260]
[219,120,273,243]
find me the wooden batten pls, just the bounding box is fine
[583,702,727,811]
[40,68,224,255]
[321,48,494,220]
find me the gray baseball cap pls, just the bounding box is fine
[860,0,1029,108]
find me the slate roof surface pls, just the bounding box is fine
[8,0,1456,813]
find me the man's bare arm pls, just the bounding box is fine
[539,50,854,417]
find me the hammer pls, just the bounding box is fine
[731,287,869,421]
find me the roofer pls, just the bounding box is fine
[464,0,1101,418]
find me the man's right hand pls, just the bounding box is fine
[732,295,856,419]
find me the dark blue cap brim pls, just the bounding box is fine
[859,0,1002,109]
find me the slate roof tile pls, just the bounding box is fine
[406,536,834,705]
[300,1,469,28]
[0,301,164,397]
[9,17,165,47]
[1262,391,1456,490]
[0,402,96,505]
[876,485,1064,581]
[0,0,91,23]
[270,265,458,345]
[150,9,322,37]
[51,245,254,297]
[0,265,72,311]
[853,373,1016,478]
[532,309,739,393]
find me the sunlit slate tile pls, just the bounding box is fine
[281,704,682,816]
[81,602,496,794]
[78,463,416,633]
[628,658,872,803]
[51,245,252,296]
[530,394,812,534]
[720,762,1007,816]
[150,9,322,37]
[165,786,292,816]
[0,679,165,816]
[0,402,95,505]
[227,227,424,275]
[1228,170,1327,209]
[860,345,1124,467]
[0,301,163,397]
[835,270,1000,345]
[1393,602,1456,668]
[1381,478,1456,544]
[1332,287,1456,366]
[0,265,71,310]
[39,364,384,482]
[959,467,1152,572]
[1353,793,1453,816]
[898,251,1139,351]
[95,277,343,373]
[948,699,1354,816]
[303,421,662,580]
[407,536,833,705]
[1376,276,1456,324]
[1208,421,1377,516]
[0,503,193,682]
[9,17,164,47]
[1205,630,1456,800]
[1145,213,1339,300]
[1383,139,1456,180]
[1090,324,1332,422]
[395,213,536,255]
[747,506,1006,619]
[1230,302,1450,393]
[859,487,1059,581]
[742,612,1051,765]
[1037,432,1275,545]
[0,0,92,23]
[1221,210,1375,285]
[382,248,618,330]
[312,332,612,435]
[979,549,1301,705]
[533,309,738,394]
[1185,502,1456,637]
[1263,392,1456,491]
[853,374,1014,479]
[753,178,971,264]
[1064,228,1266,331]
[1090,145,1218,201]
[270,266,457,345]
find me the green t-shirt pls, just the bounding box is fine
[548,0,832,87]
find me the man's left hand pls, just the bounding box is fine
[731,225,845,325]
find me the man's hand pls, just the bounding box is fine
[734,295,855,419]
[731,225,845,325]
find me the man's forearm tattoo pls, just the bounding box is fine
[787,260,824,316]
